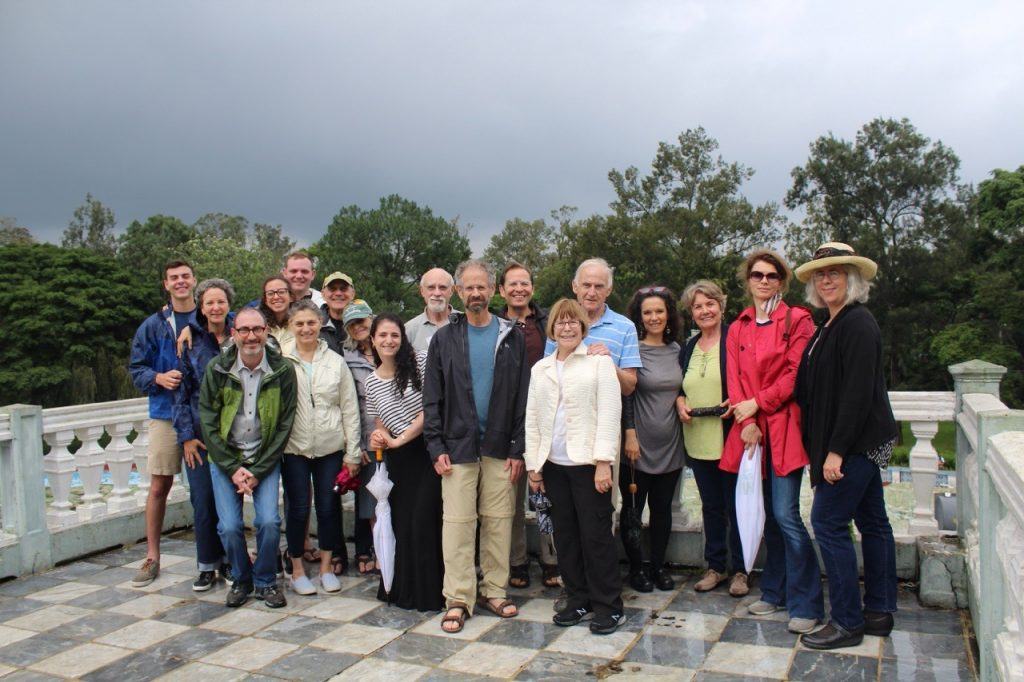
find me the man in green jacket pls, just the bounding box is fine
[199,307,297,608]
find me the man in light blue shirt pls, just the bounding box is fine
[545,257,641,395]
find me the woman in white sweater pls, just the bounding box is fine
[524,298,624,635]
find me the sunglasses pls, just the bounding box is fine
[637,286,669,295]
[749,271,781,282]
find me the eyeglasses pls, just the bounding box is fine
[637,286,669,295]
[749,271,781,282]
[812,269,845,282]
[265,288,289,298]
[554,320,581,329]
[235,326,267,337]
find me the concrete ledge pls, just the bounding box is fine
[917,536,968,608]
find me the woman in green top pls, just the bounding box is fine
[677,280,747,597]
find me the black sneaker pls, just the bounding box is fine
[220,564,234,586]
[553,605,593,627]
[552,588,569,613]
[628,569,654,593]
[192,571,217,592]
[226,581,253,608]
[590,612,627,635]
[255,584,287,608]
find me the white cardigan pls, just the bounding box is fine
[524,343,622,471]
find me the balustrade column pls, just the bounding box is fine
[73,425,108,521]
[105,421,136,513]
[908,420,940,535]
[133,419,151,506]
[42,429,78,528]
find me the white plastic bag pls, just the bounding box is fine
[735,443,766,574]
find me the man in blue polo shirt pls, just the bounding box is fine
[545,257,641,395]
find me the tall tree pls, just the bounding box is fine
[118,215,197,307]
[484,214,559,273]
[312,195,471,314]
[62,193,118,255]
[0,217,35,246]
[192,212,249,242]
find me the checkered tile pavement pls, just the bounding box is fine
[0,533,975,680]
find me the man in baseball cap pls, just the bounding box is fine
[320,272,356,354]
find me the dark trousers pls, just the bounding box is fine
[281,452,343,556]
[544,462,623,618]
[811,453,897,630]
[354,517,372,557]
[618,464,681,571]
[687,456,743,574]
[183,450,226,571]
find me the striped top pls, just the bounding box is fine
[544,304,642,369]
[365,351,427,437]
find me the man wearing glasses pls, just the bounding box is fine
[199,307,297,609]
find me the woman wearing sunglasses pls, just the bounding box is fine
[721,249,824,635]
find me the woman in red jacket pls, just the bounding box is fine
[721,249,825,634]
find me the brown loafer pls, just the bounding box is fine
[693,568,726,592]
[728,572,750,597]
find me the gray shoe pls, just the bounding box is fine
[553,588,568,613]
[788,617,820,634]
[130,558,160,587]
[747,599,781,616]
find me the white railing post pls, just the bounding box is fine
[105,421,137,513]
[73,425,109,521]
[908,420,940,535]
[42,428,78,528]
[133,418,151,506]
[0,405,53,575]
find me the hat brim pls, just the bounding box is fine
[795,255,878,283]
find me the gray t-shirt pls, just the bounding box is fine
[630,342,685,474]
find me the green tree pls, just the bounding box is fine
[484,214,560,273]
[117,215,197,307]
[192,212,249,243]
[0,217,35,246]
[312,195,471,314]
[0,244,148,406]
[62,193,118,255]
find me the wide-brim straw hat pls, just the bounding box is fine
[794,242,879,283]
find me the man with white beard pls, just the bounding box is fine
[405,267,463,352]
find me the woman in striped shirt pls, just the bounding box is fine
[364,313,444,611]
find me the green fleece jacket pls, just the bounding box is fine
[198,343,297,482]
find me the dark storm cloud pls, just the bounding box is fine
[1,1,1022,252]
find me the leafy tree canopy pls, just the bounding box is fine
[117,214,197,307]
[0,217,35,246]
[62,193,118,255]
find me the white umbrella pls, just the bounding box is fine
[365,449,396,594]
[735,442,766,574]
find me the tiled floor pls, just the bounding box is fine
[0,533,976,681]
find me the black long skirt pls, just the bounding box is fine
[376,435,445,611]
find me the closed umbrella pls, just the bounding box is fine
[735,442,766,573]
[365,449,396,594]
[621,461,644,555]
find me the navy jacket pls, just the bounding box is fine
[172,310,236,445]
[130,307,195,420]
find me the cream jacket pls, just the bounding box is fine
[284,339,362,464]
[524,343,621,471]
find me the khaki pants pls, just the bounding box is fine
[510,474,557,567]
[442,456,515,614]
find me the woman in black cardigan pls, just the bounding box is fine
[676,280,746,597]
[793,243,898,651]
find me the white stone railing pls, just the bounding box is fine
[889,391,955,536]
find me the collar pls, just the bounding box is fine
[231,350,272,377]
[737,300,789,323]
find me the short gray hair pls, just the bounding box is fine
[235,306,267,326]
[454,259,495,287]
[287,298,325,323]
[573,257,614,288]
[195,278,235,307]
[681,280,727,313]
[419,269,455,288]
[804,264,872,308]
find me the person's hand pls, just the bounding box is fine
[740,423,762,458]
[182,439,205,469]
[527,471,545,494]
[823,452,844,485]
[369,429,390,450]
[733,398,759,423]
[505,458,524,483]
[594,462,613,493]
[586,342,611,357]
[624,429,641,461]
[231,466,256,494]
[346,462,361,476]
[176,326,194,357]
[155,370,182,390]
[676,396,692,423]
[433,453,453,476]
[360,450,371,465]
[720,399,734,419]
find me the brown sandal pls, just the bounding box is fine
[441,604,470,633]
[477,596,518,618]
[541,563,561,588]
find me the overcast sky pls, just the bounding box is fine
[2,1,1022,253]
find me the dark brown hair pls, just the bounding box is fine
[737,248,792,296]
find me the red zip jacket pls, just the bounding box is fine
[720,301,813,477]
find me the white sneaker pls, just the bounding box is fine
[788,617,820,634]
[747,600,781,616]
[289,575,317,596]
[320,572,342,593]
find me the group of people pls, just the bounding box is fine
[128,242,898,648]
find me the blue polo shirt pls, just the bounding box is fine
[545,305,642,369]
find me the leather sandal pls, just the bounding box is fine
[509,564,530,588]
[541,563,561,588]
[477,596,518,618]
[441,604,470,633]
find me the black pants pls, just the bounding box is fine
[281,452,343,555]
[545,462,623,618]
[618,464,682,572]
[687,456,743,574]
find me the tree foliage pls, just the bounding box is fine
[62,193,118,255]
[0,217,35,246]
[484,214,559,273]
[117,215,197,307]
[312,195,471,314]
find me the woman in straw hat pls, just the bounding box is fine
[794,242,898,650]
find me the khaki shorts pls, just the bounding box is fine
[148,419,182,476]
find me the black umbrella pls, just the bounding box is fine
[621,460,643,553]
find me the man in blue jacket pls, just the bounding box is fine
[128,260,196,587]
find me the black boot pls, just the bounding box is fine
[651,567,675,591]
[800,621,865,650]
[628,566,653,593]
[863,610,894,637]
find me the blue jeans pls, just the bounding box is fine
[688,456,743,574]
[811,453,897,630]
[281,452,343,556]
[760,445,825,620]
[209,461,281,588]
[183,450,226,571]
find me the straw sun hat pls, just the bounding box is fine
[794,242,879,283]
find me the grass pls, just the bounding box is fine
[890,420,956,469]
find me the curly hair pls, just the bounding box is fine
[370,312,422,397]
[626,286,680,344]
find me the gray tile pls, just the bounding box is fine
[0,597,49,623]
[80,650,186,682]
[352,604,432,630]
[1,672,65,682]
[0,575,64,598]
[258,647,359,680]
[77,567,139,586]
[624,633,712,668]
[59,611,140,640]
[421,671,495,682]
[513,651,604,680]
[0,633,80,666]
[667,591,740,616]
[66,586,140,610]
[257,615,342,645]
[374,633,468,666]
[144,628,238,660]
[788,650,879,680]
[693,673,775,681]
[154,600,233,626]
[892,609,964,636]
[719,618,798,648]
[883,631,967,660]
[479,619,563,649]
[157,579,205,599]
[45,561,108,581]
[88,548,148,567]
[879,655,974,681]
[621,606,654,632]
